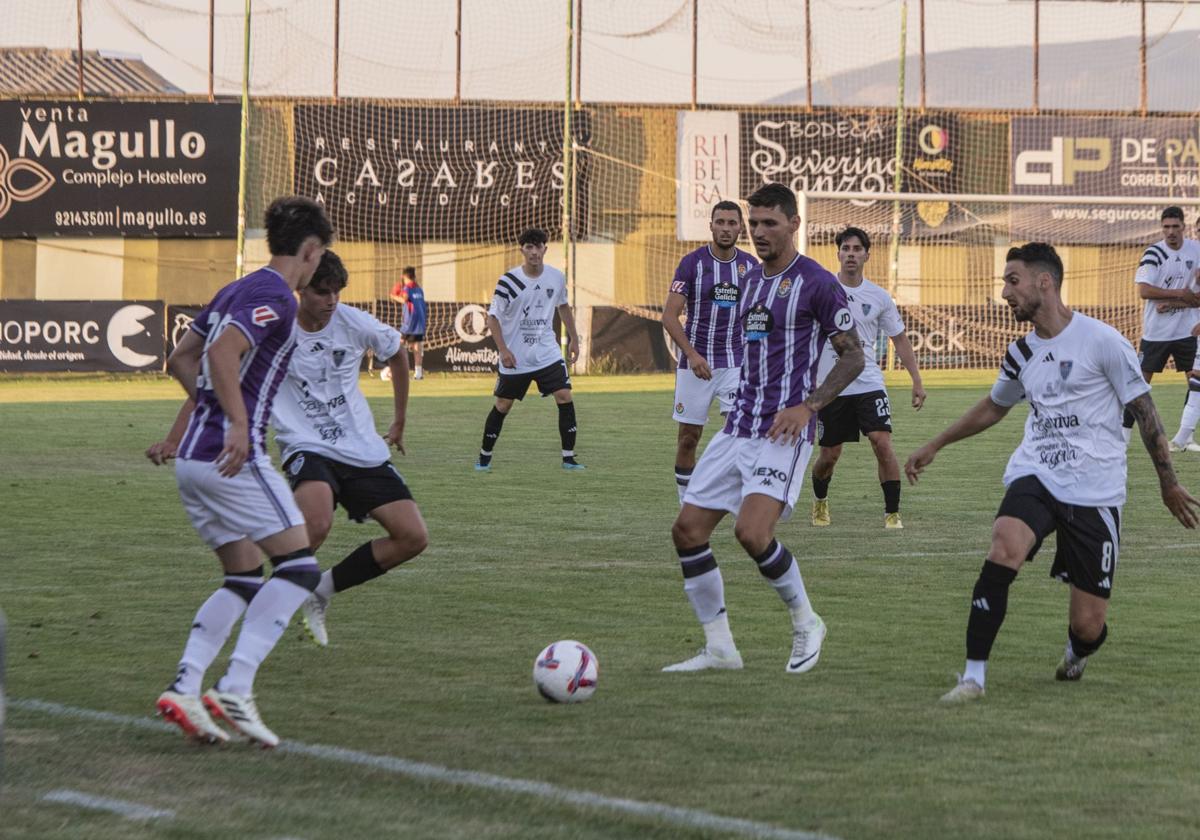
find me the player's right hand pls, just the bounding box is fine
[904,444,937,484]
[217,424,250,478]
[145,440,178,465]
[1162,483,1200,529]
[687,353,712,381]
[500,350,516,369]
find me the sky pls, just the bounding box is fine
[6,0,1200,108]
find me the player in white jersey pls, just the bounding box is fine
[272,251,429,646]
[474,227,583,471]
[905,243,1200,704]
[1124,206,1200,451]
[810,227,926,529]
[663,200,758,502]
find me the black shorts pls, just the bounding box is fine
[1138,337,1197,373]
[494,359,571,401]
[996,475,1121,599]
[817,390,892,447]
[283,451,413,522]
[403,333,425,344]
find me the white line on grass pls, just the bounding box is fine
[14,698,838,840]
[42,789,175,821]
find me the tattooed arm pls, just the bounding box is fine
[1127,391,1200,528]
[766,328,865,445]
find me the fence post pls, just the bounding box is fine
[235,0,252,278]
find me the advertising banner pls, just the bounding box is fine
[0,300,164,372]
[1011,116,1200,242]
[0,101,239,237]
[676,110,741,241]
[294,106,589,242]
[740,111,961,241]
[375,300,500,373]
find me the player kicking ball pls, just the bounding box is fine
[905,243,1200,704]
[663,183,865,674]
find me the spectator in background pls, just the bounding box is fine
[389,266,427,380]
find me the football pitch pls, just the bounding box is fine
[3,374,1199,839]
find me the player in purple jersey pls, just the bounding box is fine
[152,196,333,748]
[663,183,866,675]
[663,200,759,503]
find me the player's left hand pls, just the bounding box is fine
[766,403,813,446]
[911,383,927,410]
[904,443,938,484]
[385,419,406,455]
[567,339,580,365]
[145,440,177,465]
[1162,482,1200,529]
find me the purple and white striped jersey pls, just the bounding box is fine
[724,254,853,440]
[178,267,298,463]
[669,245,758,370]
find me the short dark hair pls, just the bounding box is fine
[836,226,871,252]
[402,265,417,281]
[309,249,348,292]
[1006,242,1063,288]
[1162,206,1185,222]
[746,183,797,218]
[711,200,742,220]
[518,227,549,247]
[264,196,333,257]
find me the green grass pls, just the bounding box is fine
[3,375,1199,839]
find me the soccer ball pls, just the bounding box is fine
[532,640,599,704]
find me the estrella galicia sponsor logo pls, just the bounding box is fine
[744,305,774,341]
[712,281,739,308]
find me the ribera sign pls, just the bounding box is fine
[0,101,239,237]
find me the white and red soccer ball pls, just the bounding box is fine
[533,640,599,704]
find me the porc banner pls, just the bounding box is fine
[0,101,239,237]
[0,300,164,372]
[294,105,590,243]
[1011,116,1200,243]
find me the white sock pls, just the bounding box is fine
[172,587,250,696]
[415,366,423,376]
[1123,426,1133,445]
[964,658,987,687]
[771,559,815,627]
[314,569,335,602]
[701,610,737,656]
[1174,387,1200,444]
[683,566,726,625]
[219,575,314,695]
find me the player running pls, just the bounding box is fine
[663,200,759,502]
[810,226,925,529]
[905,243,1200,703]
[153,196,332,747]
[663,183,865,675]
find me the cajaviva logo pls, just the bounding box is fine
[0,143,55,219]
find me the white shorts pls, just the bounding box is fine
[672,366,741,425]
[175,456,306,549]
[682,431,814,521]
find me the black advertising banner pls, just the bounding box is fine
[590,307,674,373]
[740,111,961,241]
[294,105,590,242]
[167,305,203,356]
[0,101,239,237]
[1011,116,1200,243]
[0,300,164,372]
[375,300,499,373]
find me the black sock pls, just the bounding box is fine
[331,541,386,593]
[1068,623,1108,658]
[1122,407,1135,430]
[881,480,901,514]
[966,561,1018,661]
[480,407,507,463]
[812,474,831,500]
[558,401,577,455]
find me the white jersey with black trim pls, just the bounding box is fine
[488,264,569,374]
[990,313,1150,507]
[1135,238,1200,341]
[272,304,403,468]
[815,276,905,396]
